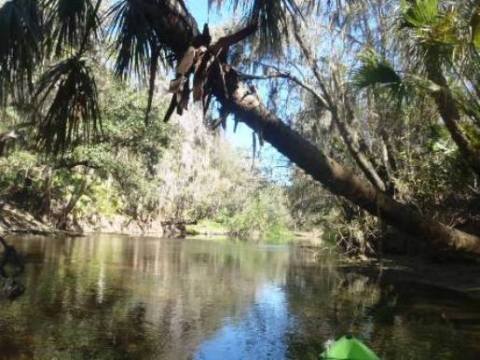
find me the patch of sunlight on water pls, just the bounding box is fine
[195,284,292,360]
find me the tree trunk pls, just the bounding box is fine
[39,167,53,220]
[425,61,480,176]
[290,20,387,191]
[334,106,387,191]
[153,3,480,255]
[219,73,480,254]
[56,170,91,230]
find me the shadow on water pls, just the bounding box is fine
[0,234,479,359]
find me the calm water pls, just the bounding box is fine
[1,235,480,359]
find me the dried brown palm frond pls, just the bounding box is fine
[34,56,100,154]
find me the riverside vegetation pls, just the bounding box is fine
[1,0,480,264]
[0,69,292,240]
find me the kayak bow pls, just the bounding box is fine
[320,335,380,360]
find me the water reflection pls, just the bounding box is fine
[195,284,292,360]
[0,235,479,359]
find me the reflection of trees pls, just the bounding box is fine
[3,236,480,359]
[0,235,291,359]
[284,260,480,360]
[367,280,480,359]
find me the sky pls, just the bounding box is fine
[185,0,292,183]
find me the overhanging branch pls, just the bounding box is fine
[213,22,258,52]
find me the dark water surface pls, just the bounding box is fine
[1,235,480,359]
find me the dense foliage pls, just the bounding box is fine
[281,0,480,255]
[0,67,291,239]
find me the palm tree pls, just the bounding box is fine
[356,0,480,176]
[1,0,480,254]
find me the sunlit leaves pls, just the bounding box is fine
[401,0,439,28]
[401,0,458,47]
[34,57,100,154]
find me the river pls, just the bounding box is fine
[0,234,479,359]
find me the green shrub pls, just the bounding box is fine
[225,186,293,243]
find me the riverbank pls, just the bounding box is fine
[0,202,320,244]
[2,204,480,301]
[0,204,56,235]
[186,219,325,246]
[0,203,181,238]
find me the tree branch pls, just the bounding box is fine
[213,22,258,52]
[244,61,387,191]
[247,62,329,107]
[53,160,99,170]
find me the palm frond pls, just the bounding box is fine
[250,0,298,54]
[44,0,101,57]
[107,0,160,79]
[399,0,459,61]
[0,0,43,105]
[401,0,439,28]
[107,0,201,77]
[352,50,404,99]
[34,57,101,154]
[107,0,202,122]
[107,0,171,123]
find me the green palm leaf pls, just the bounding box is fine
[352,51,403,93]
[401,0,439,28]
[353,62,401,89]
[34,57,101,154]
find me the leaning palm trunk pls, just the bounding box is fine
[154,6,480,255]
[218,74,480,254]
